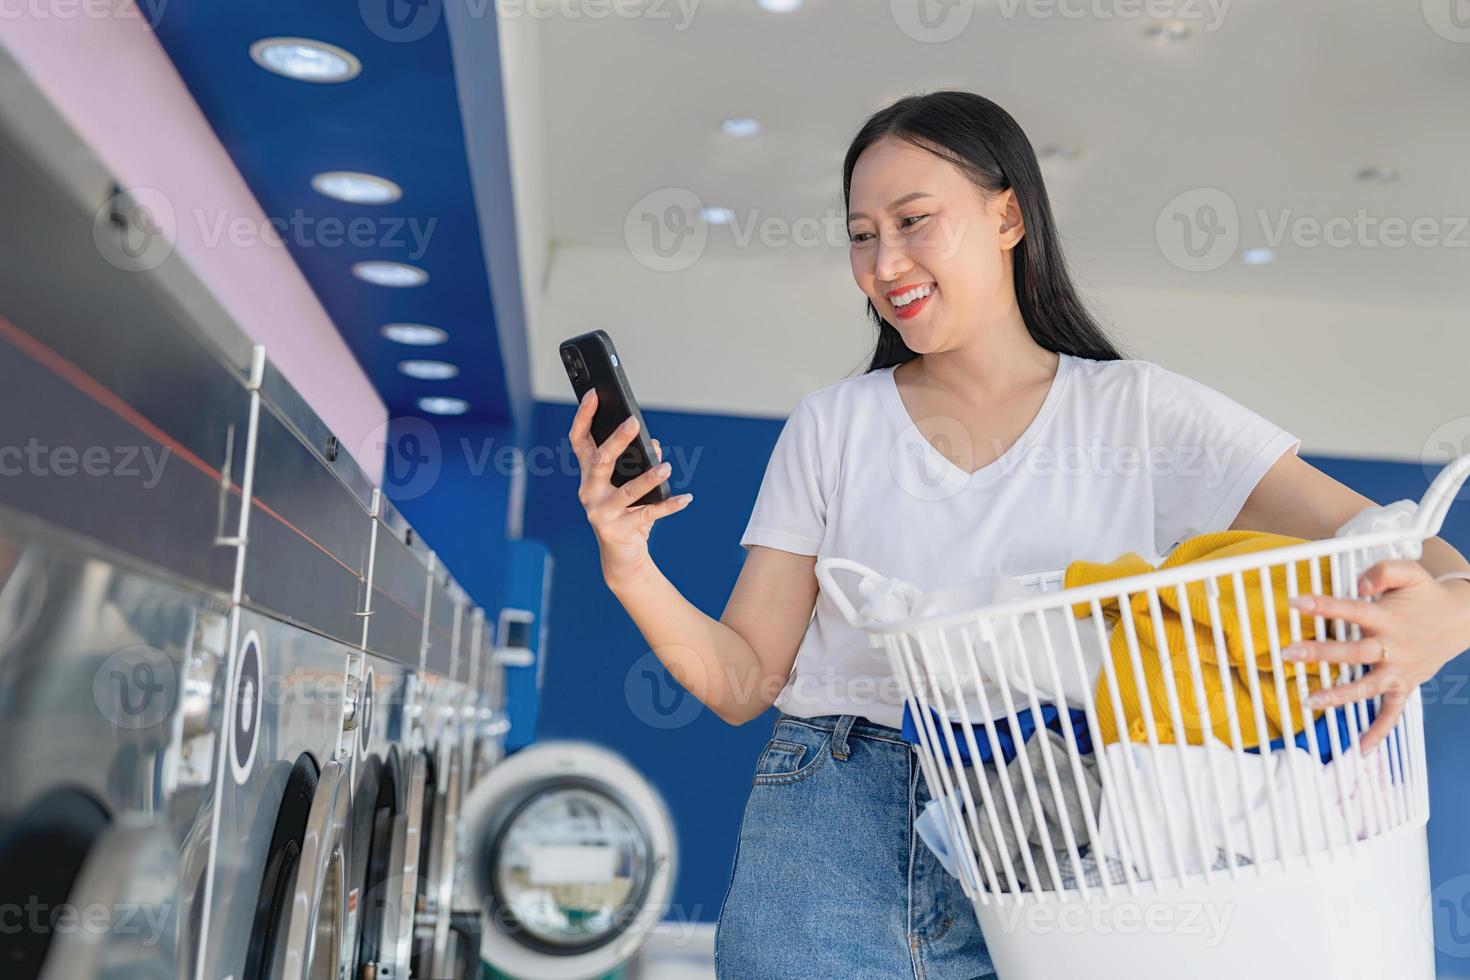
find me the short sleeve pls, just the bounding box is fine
[1147,362,1300,554]
[739,398,830,556]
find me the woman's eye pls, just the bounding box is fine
[849,232,873,244]
[900,214,929,228]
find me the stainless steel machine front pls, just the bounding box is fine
[0,45,509,980]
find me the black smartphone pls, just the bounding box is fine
[560,330,670,507]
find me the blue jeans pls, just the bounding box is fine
[714,713,996,980]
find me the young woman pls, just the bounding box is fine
[568,91,1470,978]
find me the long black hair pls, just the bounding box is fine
[842,91,1125,372]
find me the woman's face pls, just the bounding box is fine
[847,135,1024,354]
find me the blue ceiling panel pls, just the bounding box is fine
[147,0,515,423]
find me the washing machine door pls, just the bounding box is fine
[271,759,352,980]
[349,753,398,977]
[371,748,428,979]
[462,743,676,980]
[425,741,463,978]
[35,815,182,980]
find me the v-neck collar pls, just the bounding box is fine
[880,353,1074,491]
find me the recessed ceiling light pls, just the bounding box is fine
[1355,166,1400,184]
[311,171,402,205]
[249,38,362,83]
[381,323,448,346]
[699,206,734,225]
[419,397,469,416]
[722,117,762,139]
[756,0,802,11]
[1242,248,1276,266]
[352,261,428,287]
[398,359,459,381]
[1143,19,1191,41]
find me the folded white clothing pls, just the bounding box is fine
[956,575,1105,711]
[851,569,1107,714]
[1092,740,1355,881]
[1321,741,1398,838]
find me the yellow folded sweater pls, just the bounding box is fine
[1062,530,1332,747]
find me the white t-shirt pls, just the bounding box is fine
[738,353,1301,730]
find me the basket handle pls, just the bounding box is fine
[814,557,885,628]
[1412,452,1470,541]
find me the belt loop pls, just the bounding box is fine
[831,714,856,761]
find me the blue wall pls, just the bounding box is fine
[524,402,782,928]
[1305,456,1470,977]
[387,416,515,616]
[524,401,1470,967]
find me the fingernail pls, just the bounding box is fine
[682,493,694,504]
[1282,645,1301,660]
[658,462,671,475]
[1307,692,1326,709]
[1289,596,1315,612]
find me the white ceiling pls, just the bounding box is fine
[533,0,1469,301]
[496,0,1470,457]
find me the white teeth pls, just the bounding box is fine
[892,284,934,307]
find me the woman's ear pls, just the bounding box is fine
[997,188,1025,248]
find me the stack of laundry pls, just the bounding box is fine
[884,501,1422,893]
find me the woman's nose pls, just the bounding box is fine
[874,235,912,283]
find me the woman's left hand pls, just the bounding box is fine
[1281,559,1470,753]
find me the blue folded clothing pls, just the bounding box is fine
[900,702,1093,766]
[902,700,1375,768]
[1248,702,1375,764]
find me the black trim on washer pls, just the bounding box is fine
[242,753,318,980]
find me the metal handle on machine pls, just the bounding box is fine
[341,672,362,734]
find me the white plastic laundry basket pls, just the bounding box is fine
[815,453,1470,979]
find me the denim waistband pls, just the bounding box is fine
[775,711,911,759]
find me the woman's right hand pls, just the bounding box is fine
[569,388,694,589]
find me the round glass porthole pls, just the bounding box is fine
[491,784,652,952]
[463,743,675,980]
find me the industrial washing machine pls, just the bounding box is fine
[0,45,500,980]
[0,37,685,980]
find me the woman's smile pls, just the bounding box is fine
[889,282,937,320]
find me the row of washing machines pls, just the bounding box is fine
[0,47,648,980]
